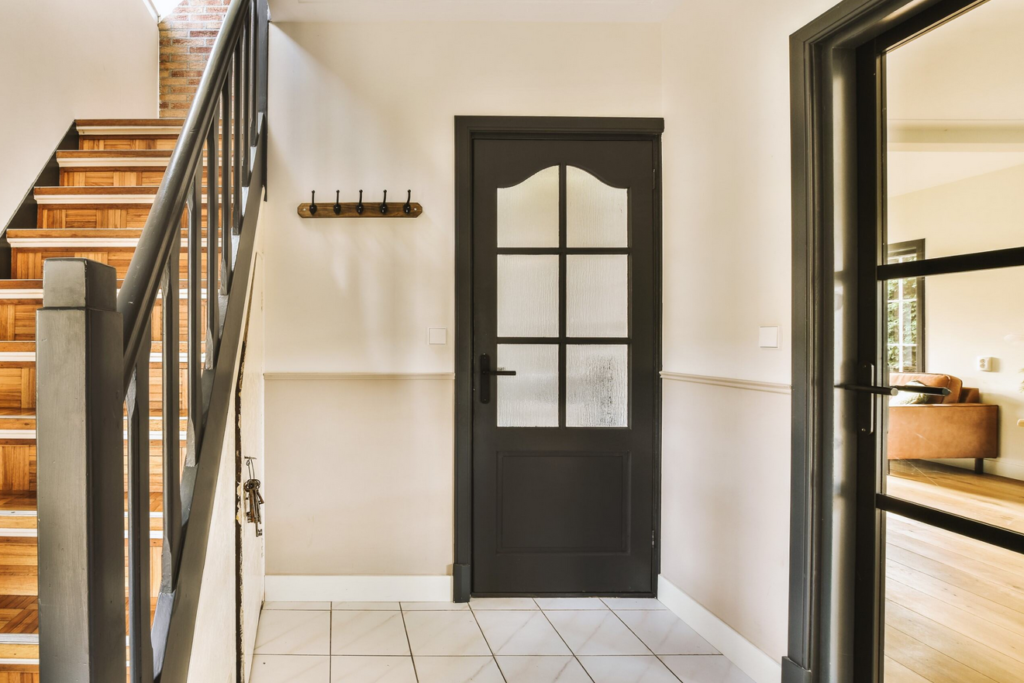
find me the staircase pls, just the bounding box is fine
[0,2,268,679]
[0,119,193,682]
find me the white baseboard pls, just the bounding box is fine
[658,575,781,683]
[266,575,452,602]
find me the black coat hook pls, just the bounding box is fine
[333,190,342,215]
[356,190,364,215]
[380,190,388,215]
[309,190,318,215]
[403,190,412,215]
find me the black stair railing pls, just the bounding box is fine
[34,0,268,681]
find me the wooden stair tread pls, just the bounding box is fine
[8,229,150,239]
[57,150,173,159]
[76,119,184,127]
[34,186,160,196]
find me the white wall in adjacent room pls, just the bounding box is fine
[0,0,159,229]
[889,161,1024,481]
[262,21,662,585]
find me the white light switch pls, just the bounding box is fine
[977,356,996,372]
[428,328,448,345]
[759,326,780,349]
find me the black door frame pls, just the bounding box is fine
[454,116,665,602]
[787,1,1018,682]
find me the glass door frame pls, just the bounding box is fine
[853,2,1024,680]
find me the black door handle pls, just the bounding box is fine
[479,353,516,404]
[835,383,950,397]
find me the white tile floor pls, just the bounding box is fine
[252,597,755,682]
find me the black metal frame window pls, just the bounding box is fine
[886,239,925,373]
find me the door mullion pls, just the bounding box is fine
[558,164,567,429]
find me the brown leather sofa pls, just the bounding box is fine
[887,373,999,469]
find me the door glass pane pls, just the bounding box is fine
[884,511,1024,682]
[566,345,628,427]
[566,166,627,248]
[497,344,559,427]
[498,255,559,338]
[567,255,628,338]
[498,166,559,248]
[884,267,1024,535]
[886,0,1024,258]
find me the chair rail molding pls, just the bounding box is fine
[660,370,792,395]
[264,372,456,381]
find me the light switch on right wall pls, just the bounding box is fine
[759,326,780,349]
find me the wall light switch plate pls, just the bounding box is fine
[428,328,448,345]
[759,326,780,349]
[977,356,996,372]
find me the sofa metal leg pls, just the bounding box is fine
[974,458,985,474]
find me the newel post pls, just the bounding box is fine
[36,259,126,682]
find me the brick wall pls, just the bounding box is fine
[158,0,229,117]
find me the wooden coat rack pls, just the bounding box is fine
[297,190,423,219]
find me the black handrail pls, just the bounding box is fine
[35,1,269,682]
[120,0,251,387]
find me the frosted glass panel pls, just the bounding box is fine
[498,344,559,427]
[566,345,628,428]
[567,255,628,338]
[567,166,627,248]
[498,166,560,248]
[498,255,559,337]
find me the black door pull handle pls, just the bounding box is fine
[835,383,950,397]
[479,353,516,404]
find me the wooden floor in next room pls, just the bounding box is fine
[885,460,1024,683]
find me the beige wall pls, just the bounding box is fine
[262,21,664,582]
[0,0,158,228]
[265,376,455,576]
[889,162,1024,480]
[661,378,792,660]
[658,0,838,667]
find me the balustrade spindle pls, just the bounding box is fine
[221,82,233,288]
[207,126,221,366]
[127,326,153,683]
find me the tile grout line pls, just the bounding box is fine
[399,602,421,683]
[603,600,685,683]
[536,602,597,683]
[328,606,332,680]
[468,600,509,683]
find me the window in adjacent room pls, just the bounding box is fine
[886,239,925,373]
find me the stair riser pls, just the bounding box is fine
[37,205,207,230]
[0,296,205,343]
[0,361,192,417]
[79,136,178,151]
[0,443,178,495]
[0,538,164,599]
[60,168,220,188]
[11,248,207,281]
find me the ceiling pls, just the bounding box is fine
[268,0,685,23]
[887,0,1024,121]
[886,0,1024,195]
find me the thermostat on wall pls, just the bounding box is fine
[759,326,780,349]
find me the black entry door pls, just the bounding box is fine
[471,138,657,595]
